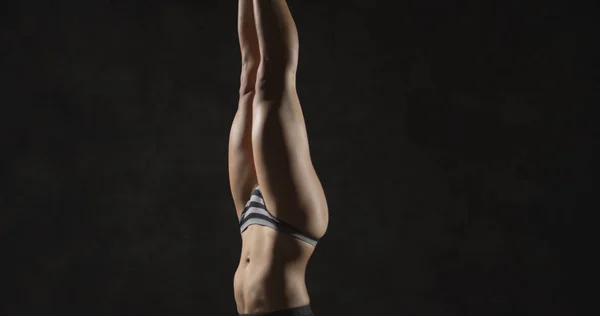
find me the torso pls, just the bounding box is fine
[233,204,327,314]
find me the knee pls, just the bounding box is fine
[239,61,259,95]
[254,61,296,101]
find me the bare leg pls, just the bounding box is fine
[251,0,328,238]
[228,0,261,215]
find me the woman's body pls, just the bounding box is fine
[228,0,328,315]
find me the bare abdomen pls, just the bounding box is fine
[233,226,313,314]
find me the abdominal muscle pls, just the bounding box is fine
[234,225,315,314]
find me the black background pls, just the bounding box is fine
[1,0,591,315]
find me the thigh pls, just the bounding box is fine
[228,92,258,217]
[251,90,328,238]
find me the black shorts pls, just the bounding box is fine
[239,305,314,316]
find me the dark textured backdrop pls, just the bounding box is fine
[1,0,591,315]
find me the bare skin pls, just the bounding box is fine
[228,0,329,314]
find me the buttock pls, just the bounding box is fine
[239,305,314,316]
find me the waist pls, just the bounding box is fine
[234,261,310,314]
[239,305,313,316]
[234,227,313,313]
